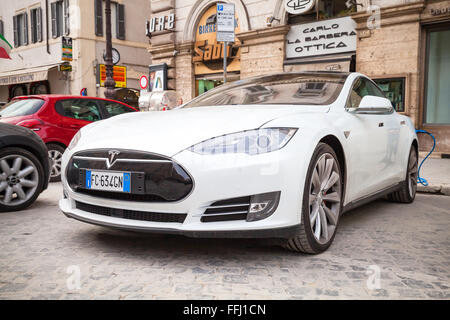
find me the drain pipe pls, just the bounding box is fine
[46,0,50,54]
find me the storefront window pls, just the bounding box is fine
[196,79,223,96]
[424,27,450,124]
[288,0,356,24]
[373,78,405,112]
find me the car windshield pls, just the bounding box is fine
[183,73,348,108]
[0,99,45,118]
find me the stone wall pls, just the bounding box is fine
[238,26,289,79]
[351,1,424,133]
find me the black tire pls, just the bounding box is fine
[47,143,65,182]
[284,143,344,254]
[0,147,45,212]
[387,145,418,203]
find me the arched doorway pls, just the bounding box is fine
[193,3,242,96]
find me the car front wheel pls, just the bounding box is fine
[0,147,44,212]
[47,143,65,182]
[285,143,343,254]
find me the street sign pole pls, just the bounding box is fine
[223,41,227,83]
[217,3,235,85]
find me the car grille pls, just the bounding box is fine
[201,196,250,222]
[66,149,193,202]
[75,201,187,223]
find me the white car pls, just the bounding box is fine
[59,72,418,254]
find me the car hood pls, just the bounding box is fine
[77,105,328,156]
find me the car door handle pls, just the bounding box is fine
[378,122,384,127]
[69,124,82,129]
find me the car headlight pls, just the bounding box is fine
[68,130,82,150]
[189,128,297,155]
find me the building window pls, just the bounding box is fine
[373,78,405,112]
[63,0,70,36]
[288,0,356,24]
[51,1,63,38]
[30,8,43,43]
[13,13,28,47]
[424,26,450,124]
[94,1,125,39]
[116,3,125,40]
[51,1,69,38]
[0,20,4,36]
[95,0,103,36]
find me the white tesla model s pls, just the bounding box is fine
[59,72,418,254]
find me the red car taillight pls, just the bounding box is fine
[17,119,44,131]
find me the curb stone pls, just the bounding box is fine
[417,184,450,196]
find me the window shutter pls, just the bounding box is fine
[51,2,57,38]
[64,0,69,35]
[22,13,28,45]
[13,16,19,47]
[31,10,36,43]
[95,0,103,36]
[37,8,42,42]
[116,4,125,40]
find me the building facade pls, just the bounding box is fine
[0,0,151,107]
[147,0,450,153]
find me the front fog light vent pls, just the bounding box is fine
[247,192,280,222]
[201,192,280,223]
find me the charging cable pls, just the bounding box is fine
[415,129,436,186]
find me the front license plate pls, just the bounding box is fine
[85,170,131,193]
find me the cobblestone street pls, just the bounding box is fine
[0,183,449,300]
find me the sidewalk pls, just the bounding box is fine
[417,157,450,196]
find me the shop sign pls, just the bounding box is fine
[0,70,48,86]
[97,64,127,88]
[59,63,72,72]
[146,13,175,35]
[193,5,240,75]
[285,0,316,15]
[430,7,450,16]
[62,37,73,62]
[286,17,357,59]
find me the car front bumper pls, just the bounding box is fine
[59,148,309,239]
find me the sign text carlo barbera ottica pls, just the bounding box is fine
[286,17,357,58]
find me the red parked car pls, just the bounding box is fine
[0,95,138,182]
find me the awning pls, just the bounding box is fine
[284,52,355,72]
[0,64,60,86]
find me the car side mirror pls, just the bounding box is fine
[348,96,393,114]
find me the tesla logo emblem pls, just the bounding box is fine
[106,150,121,169]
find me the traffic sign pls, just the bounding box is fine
[140,75,149,90]
[216,3,235,84]
[217,3,235,32]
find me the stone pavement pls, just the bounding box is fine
[0,183,449,300]
[417,158,450,196]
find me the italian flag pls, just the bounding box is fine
[0,33,13,59]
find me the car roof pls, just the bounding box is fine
[12,94,130,104]
[242,71,351,81]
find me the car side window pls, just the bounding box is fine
[55,99,102,122]
[366,80,386,98]
[104,102,134,118]
[346,77,385,109]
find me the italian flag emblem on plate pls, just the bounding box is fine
[0,33,13,59]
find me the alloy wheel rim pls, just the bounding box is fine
[408,150,418,198]
[0,155,39,206]
[309,153,341,244]
[49,150,63,178]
